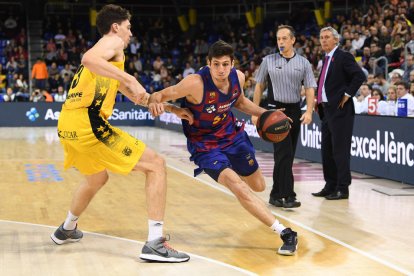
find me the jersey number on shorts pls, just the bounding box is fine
[71,65,85,89]
[213,113,227,125]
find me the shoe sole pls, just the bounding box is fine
[277,241,299,256]
[269,203,283,207]
[50,233,82,245]
[282,203,301,209]
[139,254,190,263]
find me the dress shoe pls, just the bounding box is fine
[283,197,301,208]
[325,191,349,200]
[269,198,284,207]
[311,189,332,197]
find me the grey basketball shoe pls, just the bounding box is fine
[51,223,83,245]
[278,228,298,256]
[140,235,190,263]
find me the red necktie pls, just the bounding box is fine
[317,56,330,104]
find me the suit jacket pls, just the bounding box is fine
[317,48,366,109]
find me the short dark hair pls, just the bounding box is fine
[395,81,409,90]
[96,4,131,36]
[362,83,372,90]
[277,25,295,38]
[207,40,234,62]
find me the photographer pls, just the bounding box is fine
[30,89,44,102]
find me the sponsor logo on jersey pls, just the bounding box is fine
[206,105,216,114]
[57,130,78,140]
[66,92,83,99]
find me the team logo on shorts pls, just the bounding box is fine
[245,154,254,166]
[205,105,216,114]
[122,146,132,156]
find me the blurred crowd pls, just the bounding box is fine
[0,0,413,116]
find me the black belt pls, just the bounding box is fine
[268,101,300,109]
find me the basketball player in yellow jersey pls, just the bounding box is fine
[51,4,191,263]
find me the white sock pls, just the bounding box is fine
[270,220,286,234]
[148,219,164,241]
[63,211,79,230]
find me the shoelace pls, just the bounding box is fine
[161,234,178,253]
[163,241,178,253]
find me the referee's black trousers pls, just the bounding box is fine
[268,101,301,200]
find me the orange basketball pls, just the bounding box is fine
[256,110,290,143]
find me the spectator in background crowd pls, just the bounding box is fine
[384,43,400,69]
[402,54,414,82]
[48,62,59,76]
[371,88,388,115]
[31,57,48,89]
[60,63,74,79]
[354,83,372,114]
[15,73,28,94]
[129,37,141,55]
[373,73,389,95]
[6,56,18,74]
[395,81,414,116]
[409,70,414,83]
[42,89,53,102]
[390,72,403,85]
[182,62,195,77]
[3,87,15,102]
[54,85,66,102]
[0,64,6,94]
[30,89,43,102]
[152,56,163,73]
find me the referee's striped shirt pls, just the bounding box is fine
[255,53,317,103]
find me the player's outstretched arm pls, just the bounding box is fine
[148,74,202,116]
[164,104,194,125]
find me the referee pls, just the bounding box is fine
[252,25,316,208]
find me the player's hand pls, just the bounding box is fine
[251,115,258,126]
[147,93,164,116]
[148,102,165,117]
[300,110,312,125]
[338,95,350,109]
[274,108,293,123]
[174,107,194,125]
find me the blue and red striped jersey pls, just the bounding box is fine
[182,66,245,153]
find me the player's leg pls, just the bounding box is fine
[70,170,109,216]
[51,170,108,245]
[216,168,298,256]
[133,147,190,263]
[132,146,166,223]
[241,169,265,191]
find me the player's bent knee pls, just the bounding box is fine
[151,153,166,173]
[251,181,266,192]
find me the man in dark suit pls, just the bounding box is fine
[312,27,366,200]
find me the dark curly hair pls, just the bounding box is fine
[96,4,131,36]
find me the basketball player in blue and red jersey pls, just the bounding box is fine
[148,40,298,256]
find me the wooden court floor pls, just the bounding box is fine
[0,127,413,276]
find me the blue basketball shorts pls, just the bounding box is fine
[190,132,259,181]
